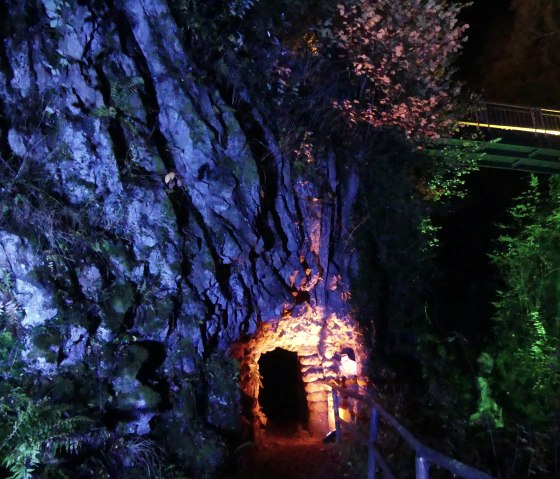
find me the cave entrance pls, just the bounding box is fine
[230,308,369,438]
[258,348,309,435]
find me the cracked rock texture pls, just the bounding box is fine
[0,0,361,465]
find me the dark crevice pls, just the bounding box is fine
[292,190,307,246]
[214,81,290,256]
[135,340,171,411]
[167,293,181,337]
[80,4,99,61]
[107,118,130,171]
[122,306,135,330]
[25,3,39,95]
[291,287,310,305]
[0,1,14,85]
[123,265,149,331]
[199,293,220,359]
[70,87,91,115]
[56,345,68,366]
[329,177,342,267]
[85,307,102,335]
[246,247,263,327]
[248,247,261,289]
[237,275,255,337]
[255,208,276,251]
[0,98,13,169]
[188,202,233,301]
[92,64,128,171]
[299,256,311,278]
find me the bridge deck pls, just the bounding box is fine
[428,138,560,175]
[431,103,560,174]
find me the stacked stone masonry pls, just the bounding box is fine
[230,306,368,436]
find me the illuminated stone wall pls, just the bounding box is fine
[231,306,368,436]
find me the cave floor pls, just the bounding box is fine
[236,429,360,479]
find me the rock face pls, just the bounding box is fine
[0,0,364,474]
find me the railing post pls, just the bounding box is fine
[530,108,538,134]
[367,406,378,479]
[415,456,430,479]
[332,388,342,442]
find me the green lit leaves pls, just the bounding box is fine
[0,395,92,479]
[489,175,560,426]
[470,352,504,428]
[93,76,145,136]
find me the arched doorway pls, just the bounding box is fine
[258,348,309,435]
[230,307,369,438]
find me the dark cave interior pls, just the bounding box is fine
[258,348,309,435]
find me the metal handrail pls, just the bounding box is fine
[330,382,494,479]
[460,102,560,136]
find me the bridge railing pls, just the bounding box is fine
[460,102,560,136]
[330,382,494,479]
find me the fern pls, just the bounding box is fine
[110,76,144,108]
[0,299,19,321]
[0,269,21,325]
[0,395,92,479]
[92,76,145,136]
[92,105,118,119]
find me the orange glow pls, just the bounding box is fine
[339,408,352,423]
[230,306,369,439]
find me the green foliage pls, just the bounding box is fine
[476,174,560,475]
[93,76,145,135]
[0,390,92,478]
[0,282,89,478]
[469,353,503,428]
[0,277,25,387]
[421,140,480,202]
[0,269,22,326]
[490,175,560,424]
[418,217,441,251]
[0,333,23,392]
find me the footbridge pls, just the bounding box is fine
[429,103,560,174]
[459,102,560,136]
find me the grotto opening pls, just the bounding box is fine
[230,306,369,440]
[258,348,309,434]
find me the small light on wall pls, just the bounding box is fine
[340,353,358,378]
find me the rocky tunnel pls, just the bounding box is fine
[230,307,369,440]
[258,348,309,434]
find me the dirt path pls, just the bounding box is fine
[237,430,359,479]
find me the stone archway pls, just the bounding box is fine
[230,306,368,437]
